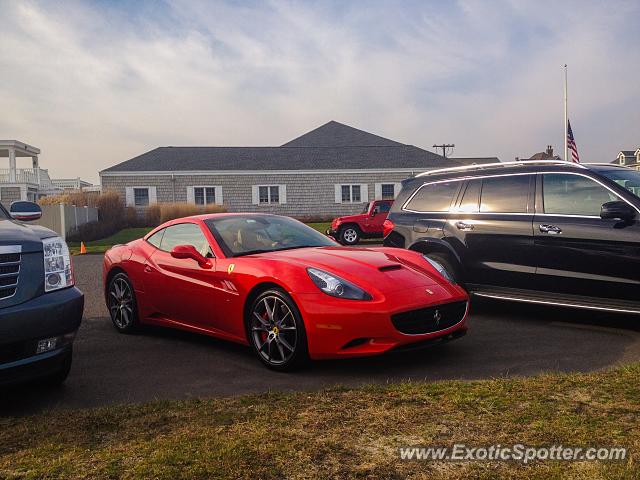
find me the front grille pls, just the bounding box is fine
[0,247,21,300]
[391,301,467,335]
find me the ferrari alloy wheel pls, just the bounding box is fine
[339,226,360,245]
[108,273,139,333]
[248,289,308,371]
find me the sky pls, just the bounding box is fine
[1,0,639,184]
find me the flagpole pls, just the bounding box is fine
[563,64,568,162]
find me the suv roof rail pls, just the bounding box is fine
[416,160,587,177]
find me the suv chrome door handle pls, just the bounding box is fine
[455,221,474,231]
[539,224,562,235]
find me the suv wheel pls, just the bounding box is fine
[107,273,139,333]
[425,253,464,287]
[339,225,360,245]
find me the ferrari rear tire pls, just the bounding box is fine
[107,273,139,333]
[247,288,309,371]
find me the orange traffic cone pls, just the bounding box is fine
[80,242,87,254]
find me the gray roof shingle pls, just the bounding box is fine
[103,121,459,172]
[103,145,456,172]
[281,120,404,147]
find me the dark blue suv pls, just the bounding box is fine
[0,201,84,386]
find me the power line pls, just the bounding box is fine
[433,144,455,158]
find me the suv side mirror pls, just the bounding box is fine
[170,244,213,268]
[10,201,42,221]
[600,201,636,221]
[371,207,380,217]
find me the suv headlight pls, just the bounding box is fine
[307,267,372,300]
[423,255,456,285]
[43,236,74,292]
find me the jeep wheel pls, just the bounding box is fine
[339,226,360,245]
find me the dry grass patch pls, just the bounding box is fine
[1,365,639,479]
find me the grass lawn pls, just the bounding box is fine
[1,365,638,479]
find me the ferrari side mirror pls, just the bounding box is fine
[171,244,213,268]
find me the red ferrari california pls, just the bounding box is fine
[103,214,469,370]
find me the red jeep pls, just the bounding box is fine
[327,200,393,245]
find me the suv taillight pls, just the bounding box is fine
[383,219,395,238]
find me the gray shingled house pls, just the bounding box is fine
[100,121,496,217]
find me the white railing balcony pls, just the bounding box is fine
[0,168,41,185]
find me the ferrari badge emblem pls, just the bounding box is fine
[433,309,442,326]
[227,263,235,275]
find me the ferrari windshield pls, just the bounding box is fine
[599,169,640,198]
[205,215,336,257]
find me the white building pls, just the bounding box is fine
[51,177,96,191]
[0,140,62,206]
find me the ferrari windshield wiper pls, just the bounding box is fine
[233,249,271,257]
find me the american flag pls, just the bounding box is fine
[567,119,580,163]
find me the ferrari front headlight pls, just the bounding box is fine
[43,236,74,292]
[307,268,372,300]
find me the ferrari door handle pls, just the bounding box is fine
[539,224,562,235]
[144,265,152,273]
[455,221,474,231]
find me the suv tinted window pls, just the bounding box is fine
[456,179,481,212]
[543,173,618,216]
[160,223,212,257]
[480,175,530,213]
[405,181,460,212]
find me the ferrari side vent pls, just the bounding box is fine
[378,265,402,272]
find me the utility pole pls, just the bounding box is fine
[433,144,455,158]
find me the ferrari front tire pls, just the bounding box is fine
[107,273,139,333]
[248,288,309,371]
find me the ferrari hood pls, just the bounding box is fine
[260,246,444,293]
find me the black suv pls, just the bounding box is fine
[384,161,640,314]
[0,201,84,386]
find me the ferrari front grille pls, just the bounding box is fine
[391,301,467,335]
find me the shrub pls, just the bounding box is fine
[146,203,226,226]
[145,204,161,227]
[293,215,336,223]
[124,206,139,228]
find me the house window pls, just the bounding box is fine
[134,188,149,207]
[340,185,361,203]
[258,186,280,204]
[381,184,395,200]
[194,187,216,205]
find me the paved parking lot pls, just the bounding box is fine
[3,254,640,416]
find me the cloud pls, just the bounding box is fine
[0,0,638,182]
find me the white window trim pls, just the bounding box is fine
[186,186,224,206]
[125,186,157,207]
[251,184,287,205]
[334,184,368,204]
[374,182,402,200]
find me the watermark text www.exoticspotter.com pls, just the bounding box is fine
[398,444,627,464]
